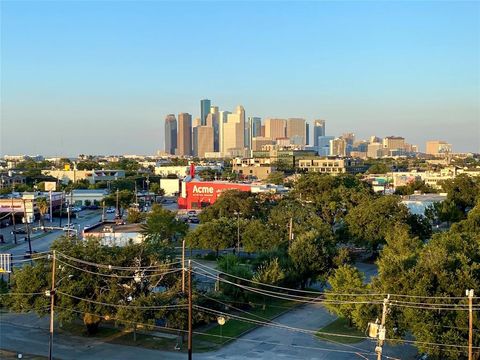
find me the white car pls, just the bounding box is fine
[62,224,75,231]
[106,208,116,214]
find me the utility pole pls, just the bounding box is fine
[48,250,56,360]
[375,294,390,360]
[182,240,186,293]
[59,192,64,227]
[116,189,120,218]
[288,217,293,245]
[11,196,17,244]
[188,260,193,360]
[467,289,474,360]
[66,198,71,237]
[22,198,33,256]
[49,190,53,224]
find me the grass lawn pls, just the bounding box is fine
[0,350,46,359]
[108,332,178,351]
[316,317,365,344]
[195,299,296,346]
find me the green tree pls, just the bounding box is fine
[36,197,49,232]
[394,179,437,195]
[242,219,280,253]
[324,265,366,326]
[126,208,146,224]
[264,171,285,185]
[185,217,237,256]
[288,227,336,288]
[252,258,285,286]
[142,205,187,246]
[367,163,390,174]
[198,190,260,222]
[104,190,135,216]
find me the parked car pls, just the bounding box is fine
[11,228,27,235]
[187,210,197,216]
[87,205,100,210]
[62,224,75,231]
[187,216,199,224]
[106,207,116,214]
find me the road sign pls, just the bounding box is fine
[0,253,12,273]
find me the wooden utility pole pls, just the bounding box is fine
[182,240,186,293]
[11,196,17,244]
[467,289,474,360]
[288,217,293,245]
[49,250,56,360]
[376,294,390,360]
[188,260,193,360]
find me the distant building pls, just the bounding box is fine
[286,118,306,145]
[223,105,245,154]
[218,110,231,155]
[196,126,214,158]
[164,114,177,155]
[69,189,108,206]
[200,99,211,126]
[383,136,406,151]
[426,140,452,156]
[246,117,262,150]
[330,138,347,157]
[83,222,144,247]
[209,106,220,152]
[231,158,276,180]
[177,113,192,156]
[252,137,275,151]
[313,120,326,147]
[305,123,310,145]
[317,136,334,156]
[41,169,125,184]
[265,118,286,140]
[298,158,367,175]
[367,142,383,159]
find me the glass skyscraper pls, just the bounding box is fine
[313,120,326,147]
[200,99,211,126]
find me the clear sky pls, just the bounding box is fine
[1,0,479,156]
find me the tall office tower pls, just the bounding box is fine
[260,125,265,137]
[164,114,177,155]
[177,113,192,156]
[383,136,405,150]
[246,117,262,150]
[370,135,381,143]
[218,110,231,155]
[208,106,220,152]
[367,142,383,159]
[265,118,286,140]
[305,123,310,145]
[317,136,334,156]
[193,117,201,128]
[313,120,326,147]
[200,99,211,126]
[195,126,214,158]
[330,137,347,157]
[287,118,306,145]
[342,133,355,146]
[426,140,452,155]
[223,105,245,153]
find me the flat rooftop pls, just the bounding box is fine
[84,221,142,234]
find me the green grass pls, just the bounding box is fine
[316,317,364,344]
[59,321,121,338]
[195,299,296,346]
[108,332,178,351]
[0,350,47,359]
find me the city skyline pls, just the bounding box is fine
[1,1,479,156]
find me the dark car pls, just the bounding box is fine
[187,216,199,224]
[11,228,27,235]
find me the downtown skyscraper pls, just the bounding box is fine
[177,113,192,156]
[200,99,211,126]
[313,120,326,147]
[164,114,177,155]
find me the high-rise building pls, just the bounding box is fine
[200,99,211,126]
[383,136,405,151]
[426,140,452,156]
[286,118,306,145]
[313,120,326,147]
[317,135,334,156]
[193,117,201,128]
[218,110,231,155]
[305,123,310,145]
[330,137,347,157]
[223,105,245,154]
[177,113,192,156]
[265,118,286,140]
[367,142,383,159]
[164,114,177,155]
[342,133,355,146]
[209,106,220,152]
[195,126,214,157]
[246,117,262,150]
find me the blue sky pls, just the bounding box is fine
[1,0,479,156]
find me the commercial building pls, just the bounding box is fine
[367,142,383,159]
[317,136,334,156]
[383,136,406,151]
[218,110,231,155]
[426,140,452,156]
[223,106,245,154]
[177,113,192,156]
[246,117,262,150]
[177,165,287,209]
[265,118,286,140]
[287,118,306,145]
[209,106,220,152]
[313,120,326,147]
[195,126,214,158]
[231,158,276,180]
[298,158,368,175]
[83,222,144,247]
[330,138,347,157]
[69,189,108,206]
[251,137,275,151]
[159,178,181,196]
[0,172,26,188]
[154,164,222,178]
[164,114,177,155]
[200,99,211,126]
[41,169,126,184]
